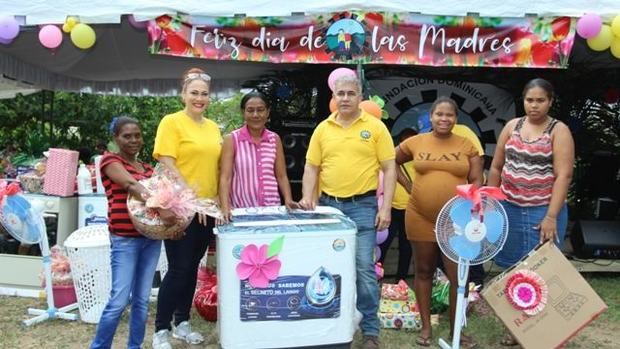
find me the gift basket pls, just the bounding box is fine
[127,165,221,240]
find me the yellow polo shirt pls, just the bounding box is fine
[392,161,415,210]
[452,124,484,156]
[306,110,395,197]
[153,111,222,198]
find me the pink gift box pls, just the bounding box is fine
[43,148,79,197]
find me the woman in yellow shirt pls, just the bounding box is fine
[151,68,222,349]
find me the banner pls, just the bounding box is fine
[148,13,576,68]
[367,78,516,157]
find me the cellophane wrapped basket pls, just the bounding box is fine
[127,165,221,240]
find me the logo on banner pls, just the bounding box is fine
[324,14,370,60]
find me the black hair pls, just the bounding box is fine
[240,91,271,110]
[430,96,458,115]
[110,116,140,136]
[522,78,555,100]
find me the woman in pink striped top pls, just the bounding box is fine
[219,91,298,222]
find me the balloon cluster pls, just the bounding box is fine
[327,68,388,119]
[576,14,620,59]
[0,15,20,45]
[38,17,96,50]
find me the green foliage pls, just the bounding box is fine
[0,91,244,164]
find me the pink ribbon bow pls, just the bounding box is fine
[456,184,506,212]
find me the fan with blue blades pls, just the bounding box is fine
[435,188,508,349]
[0,180,78,326]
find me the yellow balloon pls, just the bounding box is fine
[611,36,620,59]
[612,15,620,37]
[66,17,78,26]
[70,23,96,49]
[587,25,613,51]
[62,23,71,33]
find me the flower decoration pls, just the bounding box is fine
[505,269,548,316]
[236,237,284,288]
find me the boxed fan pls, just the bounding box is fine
[482,242,607,349]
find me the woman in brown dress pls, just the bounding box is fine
[395,96,483,348]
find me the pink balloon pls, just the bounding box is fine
[39,25,63,49]
[374,246,381,262]
[328,67,356,91]
[376,228,389,245]
[576,14,603,39]
[375,263,384,279]
[128,15,148,30]
[0,16,20,41]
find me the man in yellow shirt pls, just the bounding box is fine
[300,75,396,349]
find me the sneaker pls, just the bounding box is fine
[152,329,172,349]
[172,321,204,345]
[362,335,380,349]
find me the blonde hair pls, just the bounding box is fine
[182,67,211,91]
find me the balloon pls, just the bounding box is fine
[38,25,63,49]
[62,16,78,33]
[360,100,382,118]
[587,25,613,52]
[70,23,96,49]
[329,97,337,113]
[612,15,620,38]
[327,67,356,91]
[0,15,20,41]
[0,36,13,45]
[128,15,148,29]
[611,36,620,59]
[576,14,602,39]
[376,228,389,245]
[374,246,381,262]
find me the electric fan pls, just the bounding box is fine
[435,190,508,349]
[0,180,78,326]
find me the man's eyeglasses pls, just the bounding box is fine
[184,73,211,82]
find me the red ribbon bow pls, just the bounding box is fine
[455,184,506,212]
[0,180,21,204]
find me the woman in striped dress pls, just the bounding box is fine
[90,116,163,349]
[219,91,298,222]
[488,78,574,345]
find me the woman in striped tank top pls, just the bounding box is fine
[219,91,298,222]
[488,79,574,346]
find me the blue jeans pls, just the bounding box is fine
[319,195,380,337]
[494,202,568,268]
[90,235,161,349]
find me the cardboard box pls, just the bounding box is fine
[482,242,607,349]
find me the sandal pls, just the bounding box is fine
[500,333,519,347]
[415,335,432,347]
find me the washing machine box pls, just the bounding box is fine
[78,195,108,228]
[215,206,357,349]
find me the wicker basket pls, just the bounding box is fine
[18,173,44,193]
[127,194,193,240]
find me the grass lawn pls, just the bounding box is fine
[0,274,618,349]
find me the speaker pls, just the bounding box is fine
[571,220,620,259]
[275,120,317,200]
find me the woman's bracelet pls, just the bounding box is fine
[543,215,556,221]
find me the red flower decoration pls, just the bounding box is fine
[505,270,548,315]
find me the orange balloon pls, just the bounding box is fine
[329,97,337,113]
[360,100,382,118]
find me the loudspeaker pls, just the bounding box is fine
[595,197,618,220]
[275,121,317,200]
[571,220,620,259]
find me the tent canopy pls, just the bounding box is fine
[2,1,620,96]
[6,1,620,24]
